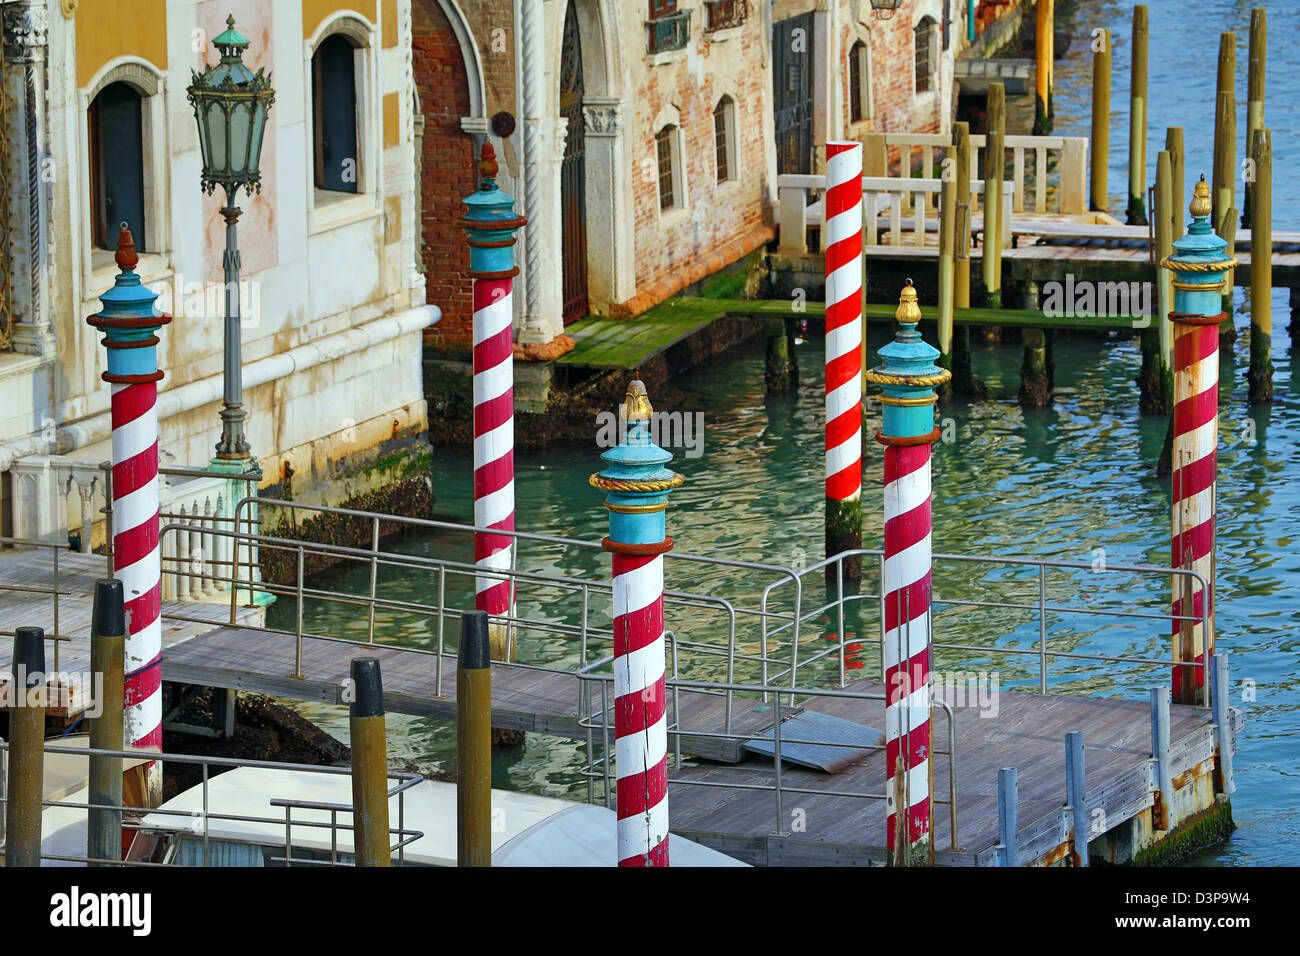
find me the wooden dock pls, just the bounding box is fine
[0,546,264,716]
[153,623,1239,867]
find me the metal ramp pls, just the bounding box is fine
[741,710,884,773]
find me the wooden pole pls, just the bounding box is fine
[1089,29,1111,213]
[1248,127,1272,404]
[1166,127,1185,240]
[457,611,493,866]
[983,82,1005,308]
[868,281,948,867]
[88,580,126,866]
[349,657,391,866]
[953,122,972,311]
[823,142,864,579]
[1163,178,1229,707]
[1212,34,1236,232]
[5,627,46,867]
[1141,149,1174,418]
[1244,8,1266,230]
[938,144,956,391]
[593,379,681,866]
[1126,6,1149,225]
[951,122,984,399]
[1033,0,1053,134]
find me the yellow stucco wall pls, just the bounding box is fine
[382,0,398,47]
[302,0,378,39]
[75,0,168,89]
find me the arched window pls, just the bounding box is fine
[849,40,871,123]
[713,96,736,183]
[914,17,936,93]
[88,82,147,251]
[655,125,678,209]
[312,33,361,193]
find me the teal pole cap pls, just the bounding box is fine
[1163,175,1236,270]
[86,224,172,341]
[868,280,949,383]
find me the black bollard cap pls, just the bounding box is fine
[458,611,491,670]
[13,626,46,687]
[349,657,384,718]
[92,579,127,637]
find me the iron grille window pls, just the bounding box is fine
[714,98,732,182]
[915,17,935,93]
[647,9,691,54]
[656,126,675,210]
[849,41,864,123]
[704,0,749,32]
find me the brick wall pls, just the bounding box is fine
[413,0,476,348]
[628,23,770,292]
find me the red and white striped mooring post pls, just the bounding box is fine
[591,380,684,866]
[461,144,527,660]
[824,141,864,579]
[1161,176,1232,706]
[865,281,950,866]
[87,225,171,804]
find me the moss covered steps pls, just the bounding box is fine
[559,297,1144,371]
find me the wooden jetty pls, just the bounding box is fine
[113,619,1238,867]
[0,546,264,720]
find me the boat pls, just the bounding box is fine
[21,739,744,866]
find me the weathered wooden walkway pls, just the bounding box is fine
[154,623,1239,867]
[0,546,264,713]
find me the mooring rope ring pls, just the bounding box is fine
[875,427,943,446]
[1159,255,1239,272]
[863,368,952,388]
[589,473,686,493]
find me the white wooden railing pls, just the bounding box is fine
[880,132,1088,215]
[776,175,1014,256]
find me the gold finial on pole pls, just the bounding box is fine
[896,278,922,325]
[1190,174,1212,219]
[624,379,653,423]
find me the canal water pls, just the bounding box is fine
[270,0,1298,865]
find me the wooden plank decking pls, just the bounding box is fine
[155,622,1239,867]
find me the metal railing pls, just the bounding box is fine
[576,670,962,849]
[5,493,1212,858]
[0,536,72,672]
[0,740,424,867]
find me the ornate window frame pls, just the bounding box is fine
[77,58,171,295]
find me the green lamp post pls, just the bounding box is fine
[187,15,275,463]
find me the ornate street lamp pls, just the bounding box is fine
[187,15,274,462]
[867,0,902,19]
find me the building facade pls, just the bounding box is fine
[416,0,970,361]
[0,0,432,538]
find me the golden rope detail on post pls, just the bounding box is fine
[588,473,686,493]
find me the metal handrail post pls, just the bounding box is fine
[1038,563,1048,693]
